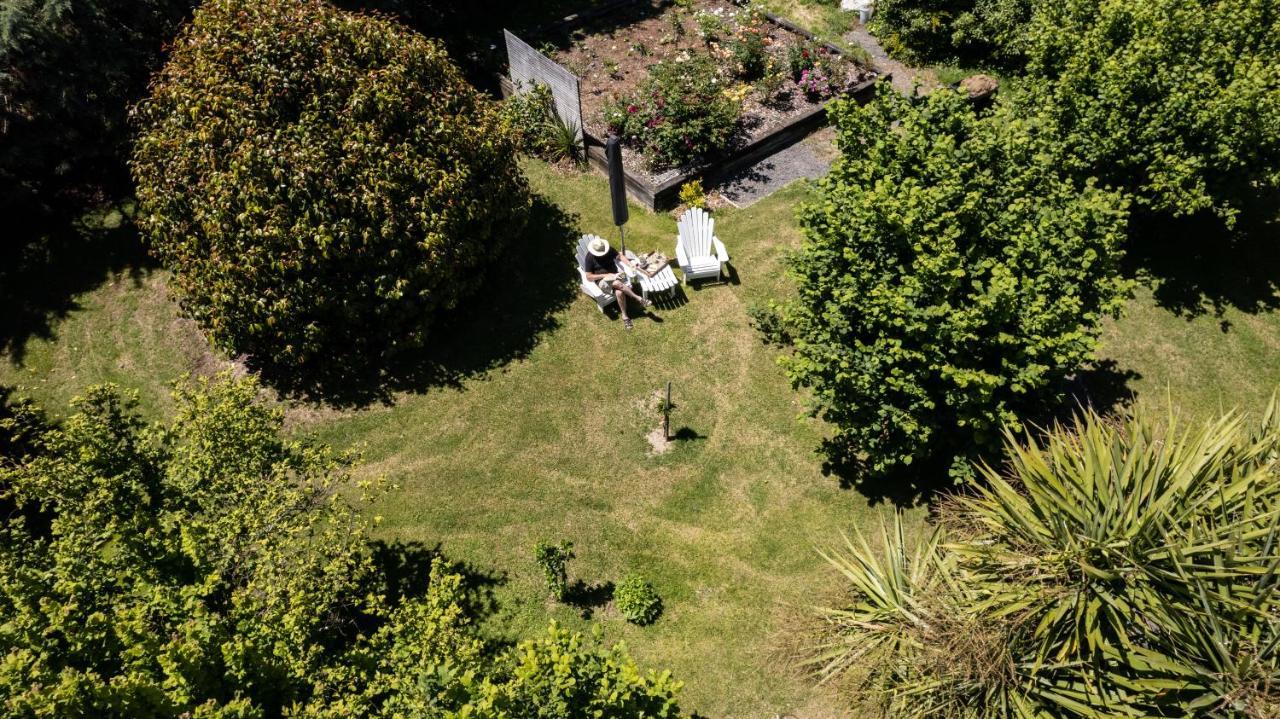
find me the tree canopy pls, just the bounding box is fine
[0,375,684,718]
[132,0,530,396]
[781,87,1129,481]
[1018,0,1280,223]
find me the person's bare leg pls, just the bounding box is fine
[616,280,649,306]
[612,282,630,320]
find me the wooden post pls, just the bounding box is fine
[664,381,671,441]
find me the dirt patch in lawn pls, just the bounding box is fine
[547,0,872,176]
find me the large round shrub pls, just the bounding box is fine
[132,0,529,391]
[782,87,1129,482]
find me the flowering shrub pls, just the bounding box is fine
[787,39,828,80]
[798,67,837,100]
[605,54,740,169]
[727,10,771,80]
[693,8,726,42]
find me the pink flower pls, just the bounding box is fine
[627,104,638,114]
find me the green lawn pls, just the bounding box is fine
[3,159,1278,716]
[0,162,904,717]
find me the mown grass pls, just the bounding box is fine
[1099,287,1280,423]
[3,158,1278,716]
[0,162,903,717]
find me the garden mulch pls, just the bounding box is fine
[549,0,871,176]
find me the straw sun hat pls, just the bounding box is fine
[588,237,610,256]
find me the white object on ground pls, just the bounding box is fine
[841,0,874,23]
[675,207,730,285]
[636,263,679,302]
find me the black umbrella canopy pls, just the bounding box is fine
[606,134,629,236]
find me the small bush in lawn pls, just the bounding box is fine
[533,540,575,601]
[678,179,707,209]
[604,54,740,169]
[615,574,663,625]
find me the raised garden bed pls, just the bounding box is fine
[504,0,880,209]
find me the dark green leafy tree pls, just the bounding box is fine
[0,0,193,212]
[132,0,530,396]
[1018,0,1280,223]
[0,375,687,718]
[870,0,1032,66]
[781,87,1129,482]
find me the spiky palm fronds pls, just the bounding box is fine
[816,398,1280,718]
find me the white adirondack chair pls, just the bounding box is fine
[675,207,729,284]
[576,234,617,313]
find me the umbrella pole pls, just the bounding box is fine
[618,224,626,255]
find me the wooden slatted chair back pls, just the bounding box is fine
[679,208,713,259]
[577,234,601,270]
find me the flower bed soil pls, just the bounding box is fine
[548,0,873,177]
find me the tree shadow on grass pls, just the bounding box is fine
[824,362,1142,508]
[0,198,154,364]
[369,539,507,621]
[255,194,581,407]
[564,579,614,620]
[1127,190,1280,322]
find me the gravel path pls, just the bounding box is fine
[713,127,838,207]
[844,23,940,96]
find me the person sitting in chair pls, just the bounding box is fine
[583,236,652,330]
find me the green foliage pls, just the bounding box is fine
[727,10,770,81]
[604,54,741,169]
[132,0,530,395]
[465,623,684,718]
[533,540,575,601]
[870,0,1033,65]
[693,9,725,42]
[501,82,557,156]
[815,399,1280,718]
[782,87,1129,478]
[1018,0,1280,222]
[0,375,689,717]
[615,574,663,626]
[746,302,790,347]
[0,0,193,214]
[0,374,456,716]
[678,179,707,209]
[500,83,583,165]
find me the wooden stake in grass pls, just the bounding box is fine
[664,381,672,441]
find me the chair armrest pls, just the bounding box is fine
[579,268,604,298]
[676,236,691,268]
[712,237,729,264]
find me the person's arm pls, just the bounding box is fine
[584,255,618,282]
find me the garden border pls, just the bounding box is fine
[500,0,884,210]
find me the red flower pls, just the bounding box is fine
[627,104,638,114]
[801,49,809,59]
